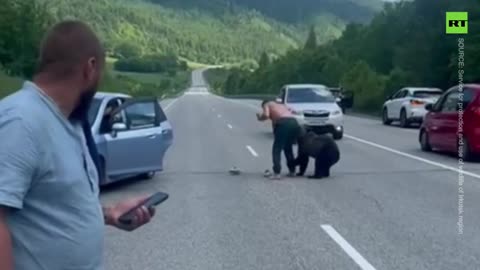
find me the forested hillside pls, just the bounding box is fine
[209,0,479,113]
[41,0,383,64]
[0,0,383,97]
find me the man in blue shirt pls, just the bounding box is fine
[0,21,156,270]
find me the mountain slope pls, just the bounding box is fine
[45,0,381,64]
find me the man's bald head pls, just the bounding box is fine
[36,20,105,78]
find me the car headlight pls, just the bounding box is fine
[332,110,341,115]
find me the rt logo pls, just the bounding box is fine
[446,12,468,34]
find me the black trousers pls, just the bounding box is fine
[272,118,300,174]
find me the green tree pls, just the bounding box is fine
[0,0,52,78]
[304,25,317,50]
[115,41,142,59]
[258,52,270,68]
[340,61,386,112]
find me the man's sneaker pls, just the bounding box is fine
[264,170,272,178]
[286,172,295,177]
[270,174,282,180]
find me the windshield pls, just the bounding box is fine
[287,87,336,103]
[413,91,442,98]
[87,98,102,126]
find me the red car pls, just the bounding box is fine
[419,84,480,161]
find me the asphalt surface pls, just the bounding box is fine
[100,70,480,270]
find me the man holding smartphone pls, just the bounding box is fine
[0,21,156,270]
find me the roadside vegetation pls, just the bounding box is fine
[206,0,479,114]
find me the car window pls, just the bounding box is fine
[413,91,443,98]
[440,91,459,112]
[87,98,102,126]
[100,99,122,134]
[461,87,476,107]
[286,87,335,103]
[392,89,403,99]
[125,102,157,129]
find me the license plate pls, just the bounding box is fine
[308,119,327,125]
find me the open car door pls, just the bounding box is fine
[105,97,168,177]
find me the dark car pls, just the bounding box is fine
[328,87,354,114]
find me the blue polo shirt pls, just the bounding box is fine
[0,82,104,270]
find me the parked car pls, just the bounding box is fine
[87,92,173,185]
[419,84,480,161]
[382,87,443,127]
[328,87,354,114]
[275,84,344,140]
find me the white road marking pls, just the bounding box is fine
[216,96,480,180]
[227,124,233,129]
[217,114,222,118]
[184,91,210,95]
[321,225,377,270]
[246,145,258,157]
[163,98,180,112]
[345,134,480,180]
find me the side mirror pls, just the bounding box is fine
[425,103,433,111]
[275,97,283,103]
[112,122,127,132]
[335,97,341,103]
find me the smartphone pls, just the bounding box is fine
[118,192,169,225]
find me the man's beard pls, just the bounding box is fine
[70,88,96,122]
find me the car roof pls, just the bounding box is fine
[94,92,131,99]
[406,87,442,92]
[464,84,480,90]
[285,84,328,89]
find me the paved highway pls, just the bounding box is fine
[101,70,480,270]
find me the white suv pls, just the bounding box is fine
[276,84,344,140]
[382,87,443,127]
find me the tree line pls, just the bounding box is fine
[209,0,479,113]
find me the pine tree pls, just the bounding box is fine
[304,25,317,50]
[258,52,270,68]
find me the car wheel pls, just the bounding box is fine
[141,171,156,179]
[420,129,432,152]
[460,137,475,162]
[333,130,343,140]
[382,108,392,125]
[400,109,409,128]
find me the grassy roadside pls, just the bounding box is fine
[0,58,190,99]
[0,70,22,98]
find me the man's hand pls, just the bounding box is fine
[0,207,13,270]
[256,112,267,121]
[104,195,156,231]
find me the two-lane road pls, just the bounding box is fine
[101,70,480,270]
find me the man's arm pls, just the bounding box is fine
[102,195,155,232]
[256,104,270,121]
[0,115,40,269]
[0,208,13,270]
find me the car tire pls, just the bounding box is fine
[382,108,392,125]
[140,171,156,179]
[460,137,475,162]
[400,109,409,128]
[333,130,343,140]
[420,129,432,152]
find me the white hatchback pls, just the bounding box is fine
[382,87,443,128]
[276,84,344,140]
